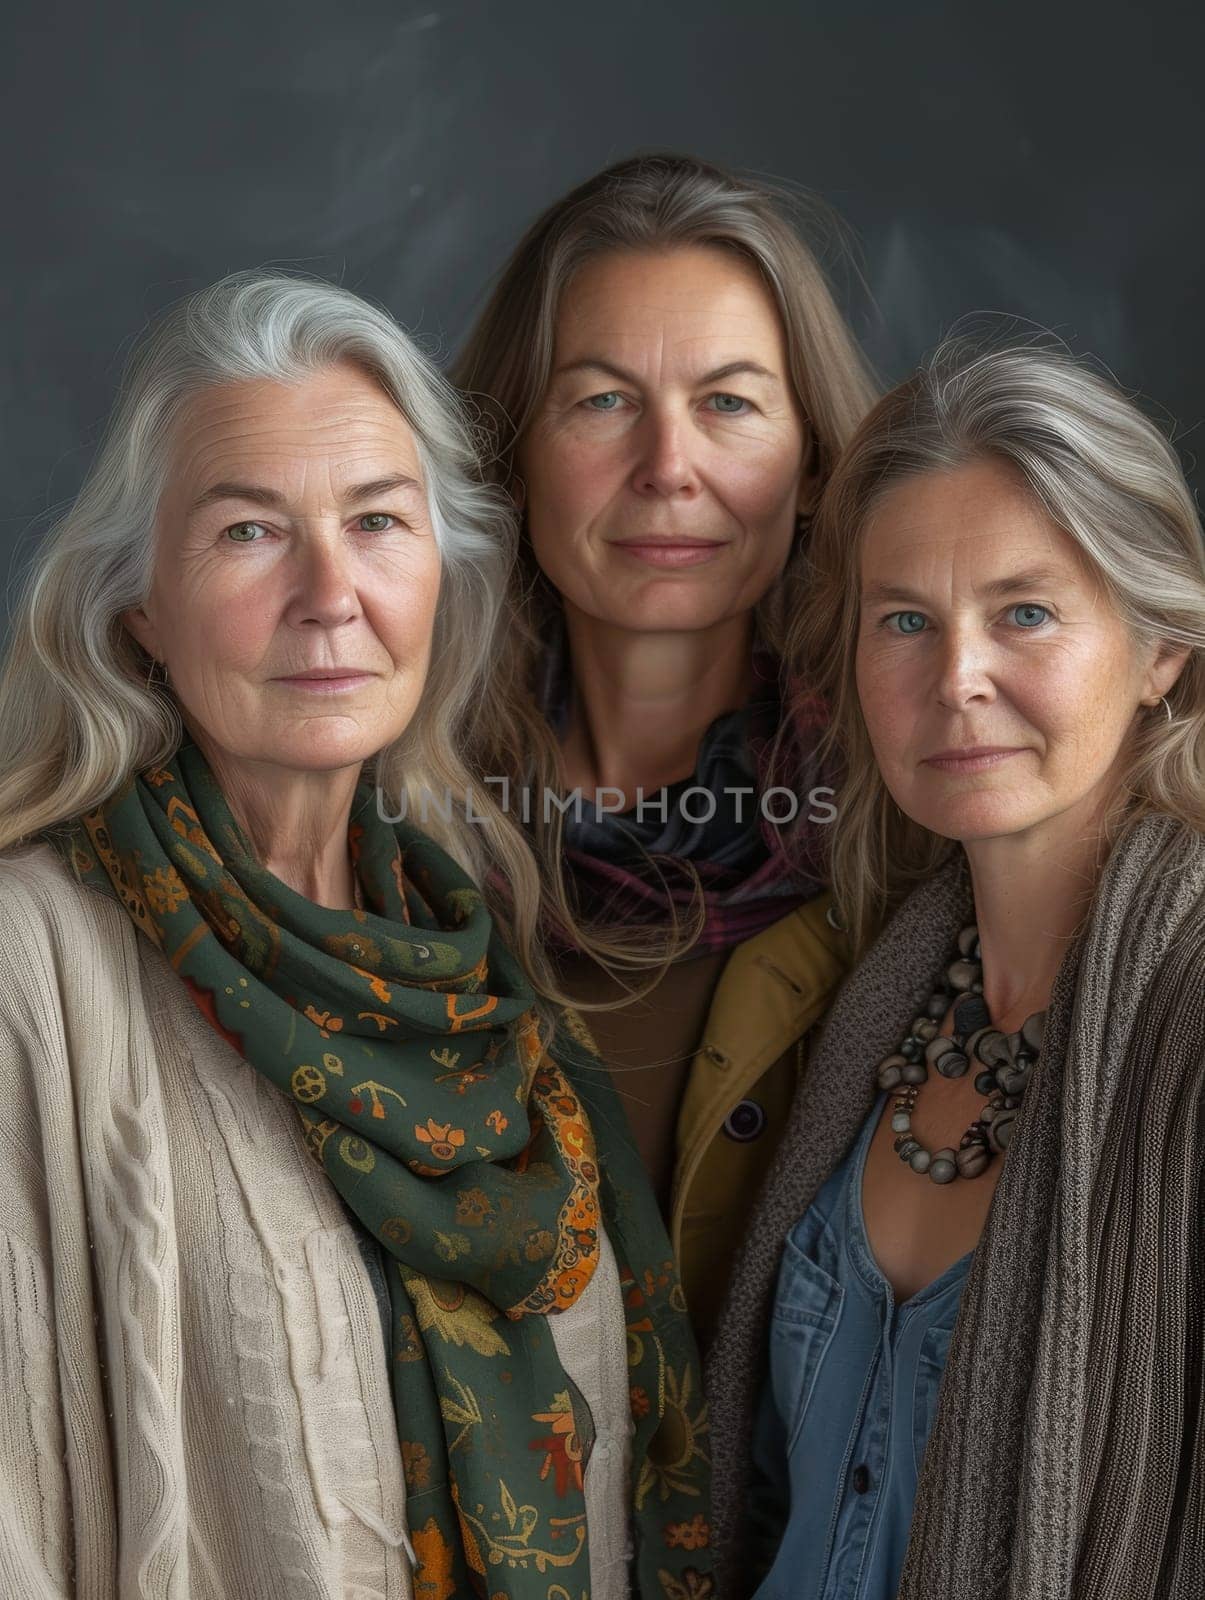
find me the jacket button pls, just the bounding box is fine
[852,1464,871,1494]
[722,1099,766,1143]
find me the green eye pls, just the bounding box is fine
[1010,603,1049,628]
[226,521,265,542]
[889,611,927,635]
[710,393,748,414]
[586,392,621,411]
[358,513,393,532]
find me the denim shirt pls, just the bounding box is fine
[749,1094,971,1600]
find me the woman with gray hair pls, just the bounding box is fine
[706,336,1205,1598]
[0,273,710,1599]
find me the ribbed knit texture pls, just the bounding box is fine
[707,815,1205,1600]
[0,844,633,1599]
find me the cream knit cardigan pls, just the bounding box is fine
[0,844,633,1600]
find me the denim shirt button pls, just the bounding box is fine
[852,1464,871,1494]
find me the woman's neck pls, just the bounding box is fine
[557,605,757,805]
[194,730,364,910]
[962,801,1113,1032]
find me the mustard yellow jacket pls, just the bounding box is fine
[670,894,851,1349]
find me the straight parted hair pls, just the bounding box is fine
[795,334,1205,955]
[0,271,568,998]
[452,151,879,966]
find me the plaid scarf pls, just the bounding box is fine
[543,645,830,956]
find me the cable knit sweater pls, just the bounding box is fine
[706,814,1205,1599]
[0,843,632,1600]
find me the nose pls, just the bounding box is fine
[933,621,995,710]
[630,407,701,499]
[283,533,362,632]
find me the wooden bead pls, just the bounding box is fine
[877,1053,906,1090]
[974,1030,1012,1067]
[934,1048,969,1080]
[988,1110,1016,1153]
[954,995,991,1037]
[929,1149,957,1184]
[947,960,978,992]
[956,1144,990,1178]
[1000,1063,1031,1096]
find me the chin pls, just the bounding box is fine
[269,724,393,773]
[596,590,751,633]
[908,791,1045,843]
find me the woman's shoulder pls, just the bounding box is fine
[1084,815,1205,1013]
[1105,814,1205,918]
[716,893,851,999]
[0,839,135,980]
[695,893,851,1078]
[1,836,112,902]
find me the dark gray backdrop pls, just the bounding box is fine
[4,0,1202,593]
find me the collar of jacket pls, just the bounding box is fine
[670,892,850,1260]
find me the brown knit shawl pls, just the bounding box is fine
[705,814,1205,1599]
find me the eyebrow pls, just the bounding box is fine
[861,565,1068,607]
[550,357,781,388]
[189,473,423,513]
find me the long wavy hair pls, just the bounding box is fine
[0,270,569,999]
[452,151,879,967]
[794,334,1205,955]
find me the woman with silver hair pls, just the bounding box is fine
[0,273,710,1599]
[706,337,1205,1598]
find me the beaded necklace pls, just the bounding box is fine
[874,923,1045,1184]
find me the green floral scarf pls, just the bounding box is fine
[50,741,713,1600]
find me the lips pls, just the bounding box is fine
[609,538,727,549]
[925,745,1020,762]
[609,538,729,568]
[275,669,371,681]
[922,746,1027,773]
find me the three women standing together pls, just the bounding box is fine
[0,153,1200,1600]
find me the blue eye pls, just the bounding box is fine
[709,393,749,414]
[226,521,267,543]
[1009,603,1049,628]
[888,611,927,635]
[586,392,622,411]
[358,513,394,532]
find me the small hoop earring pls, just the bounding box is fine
[1160,695,1173,723]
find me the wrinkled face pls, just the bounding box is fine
[124,360,443,777]
[855,457,1175,845]
[518,246,813,634]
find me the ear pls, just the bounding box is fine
[119,604,161,664]
[1140,639,1192,706]
[509,473,527,516]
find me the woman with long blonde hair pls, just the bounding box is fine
[454,152,878,1343]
